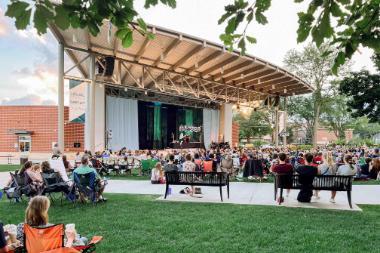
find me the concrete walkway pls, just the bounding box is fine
[2,172,380,211]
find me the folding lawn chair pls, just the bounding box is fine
[24,224,77,253]
[73,172,96,203]
[41,172,71,204]
[24,224,102,253]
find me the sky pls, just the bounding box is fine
[0,0,376,106]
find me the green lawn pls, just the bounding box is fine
[0,194,379,252]
[0,164,19,172]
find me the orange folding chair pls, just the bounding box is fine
[24,224,79,253]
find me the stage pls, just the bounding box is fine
[169,142,204,149]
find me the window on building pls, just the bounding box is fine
[19,135,31,152]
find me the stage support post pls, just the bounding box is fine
[219,104,233,145]
[58,42,65,152]
[85,54,96,152]
[274,105,279,148]
[283,97,287,147]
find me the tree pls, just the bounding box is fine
[234,110,272,141]
[321,83,353,139]
[287,95,314,144]
[5,0,379,73]
[352,117,380,139]
[283,43,350,147]
[339,70,380,123]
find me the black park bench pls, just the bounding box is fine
[274,174,353,208]
[164,171,230,201]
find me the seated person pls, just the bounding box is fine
[25,164,45,196]
[272,153,293,202]
[0,222,20,253]
[73,156,107,202]
[358,158,372,178]
[41,161,55,174]
[163,155,179,172]
[296,153,318,203]
[4,161,33,189]
[16,196,86,247]
[151,162,165,184]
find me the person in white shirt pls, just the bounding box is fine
[151,162,164,184]
[330,154,357,203]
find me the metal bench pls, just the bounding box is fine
[274,174,353,208]
[165,171,230,201]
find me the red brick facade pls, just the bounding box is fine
[0,106,84,152]
[232,122,240,148]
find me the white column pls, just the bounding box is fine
[85,54,96,152]
[283,97,287,147]
[58,43,65,151]
[275,106,279,147]
[94,84,105,151]
[219,104,233,145]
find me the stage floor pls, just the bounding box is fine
[169,142,204,149]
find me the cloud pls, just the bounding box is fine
[0,8,8,36]
[0,94,56,105]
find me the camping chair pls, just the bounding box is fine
[24,224,102,253]
[24,224,77,253]
[41,172,70,204]
[73,172,96,203]
[141,159,152,176]
[3,172,29,202]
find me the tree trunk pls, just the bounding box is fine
[312,103,320,147]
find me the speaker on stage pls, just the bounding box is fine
[97,56,115,76]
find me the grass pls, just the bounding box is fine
[0,194,380,252]
[0,164,19,172]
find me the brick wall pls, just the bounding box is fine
[232,122,240,148]
[0,106,84,153]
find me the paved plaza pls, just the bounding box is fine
[2,172,379,211]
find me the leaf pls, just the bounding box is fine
[225,16,237,34]
[87,22,100,36]
[255,11,268,24]
[218,12,234,25]
[122,30,133,48]
[115,28,129,39]
[147,32,155,40]
[330,1,343,17]
[246,11,253,22]
[238,38,246,55]
[5,1,29,18]
[246,35,257,44]
[332,51,345,75]
[33,4,54,34]
[137,18,147,31]
[55,5,70,30]
[296,12,314,43]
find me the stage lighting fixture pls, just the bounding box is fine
[124,87,128,92]
[272,84,275,89]
[284,88,287,94]
[144,90,148,95]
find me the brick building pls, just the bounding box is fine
[0,106,84,153]
[231,122,240,148]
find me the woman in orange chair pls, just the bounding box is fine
[16,196,81,248]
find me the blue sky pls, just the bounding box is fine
[0,0,375,105]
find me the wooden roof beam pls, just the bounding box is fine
[223,64,265,83]
[200,55,239,77]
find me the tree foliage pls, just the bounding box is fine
[4,0,379,74]
[283,43,350,146]
[351,117,380,139]
[234,110,272,140]
[339,70,380,123]
[321,83,353,139]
